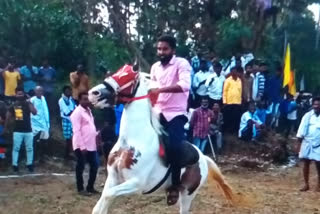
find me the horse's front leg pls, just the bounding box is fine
[92,174,117,214]
[92,176,140,214]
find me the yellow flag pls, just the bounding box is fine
[283,44,296,95]
[283,44,291,87]
[289,71,296,95]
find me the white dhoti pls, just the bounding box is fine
[297,110,320,161]
[299,140,320,161]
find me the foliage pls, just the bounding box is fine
[215,18,252,58]
[0,0,130,75]
[0,0,320,90]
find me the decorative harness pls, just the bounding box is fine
[104,65,150,103]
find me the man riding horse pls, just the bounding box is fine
[88,35,234,214]
[149,35,191,205]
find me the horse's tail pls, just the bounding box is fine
[205,156,235,203]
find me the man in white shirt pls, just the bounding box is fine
[30,86,50,162]
[193,60,211,107]
[251,60,261,101]
[296,97,320,192]
[205,62,225,107]
[239,102,264,141]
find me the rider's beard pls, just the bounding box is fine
[159,54,173,65]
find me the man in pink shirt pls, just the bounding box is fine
[70,92,99,196]
[149,35,191,205]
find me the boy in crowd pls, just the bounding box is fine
[239,102,264,142]
[242,62,253,109]
[20,59,38,96]
[190,97,213,152]
[255,100,268,125]
[285,94,297,138]
[209,103,223,153]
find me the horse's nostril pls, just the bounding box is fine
[92,91,100,96]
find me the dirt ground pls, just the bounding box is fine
[1,160,320,214]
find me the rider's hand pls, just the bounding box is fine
[148,88,160,106]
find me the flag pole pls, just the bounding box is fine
[283,30,288,60]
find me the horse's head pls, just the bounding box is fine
[89,64,140,108]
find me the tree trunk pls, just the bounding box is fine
[104,0,150,72]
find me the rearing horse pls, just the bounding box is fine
[88,64,234,214]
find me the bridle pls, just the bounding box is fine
[103,65,150,104]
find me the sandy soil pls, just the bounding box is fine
[1,161,320,214]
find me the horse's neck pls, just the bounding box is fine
[119,78,160,144]
[123,80,150,121]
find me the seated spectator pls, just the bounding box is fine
[209,103,223,152]
[30,86,50,162]
[255,100,267,125]
[20,59,38,96]
[190,97,213,153]
[58,86,76,160]
[239,102,264,142]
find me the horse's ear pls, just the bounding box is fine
[133,57,139,72]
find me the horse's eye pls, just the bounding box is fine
[92,91,100,96]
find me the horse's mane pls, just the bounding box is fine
[139,73,164,136]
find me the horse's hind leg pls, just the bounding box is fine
[92,177,140,214]
[179,190,198,214]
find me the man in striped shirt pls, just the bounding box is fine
[252,61,266,101]
[258,62,268,99]
[190,96,213,152]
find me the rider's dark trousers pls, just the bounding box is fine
[160,114,187,186]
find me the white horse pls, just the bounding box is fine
[88,64,234,214]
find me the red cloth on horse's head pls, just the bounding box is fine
[111,65,139,96]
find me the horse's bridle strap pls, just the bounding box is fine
[102,81,116,94]
[119,94,150,103]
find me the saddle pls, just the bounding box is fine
[159,134,199,168]
[143,135,200,195]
